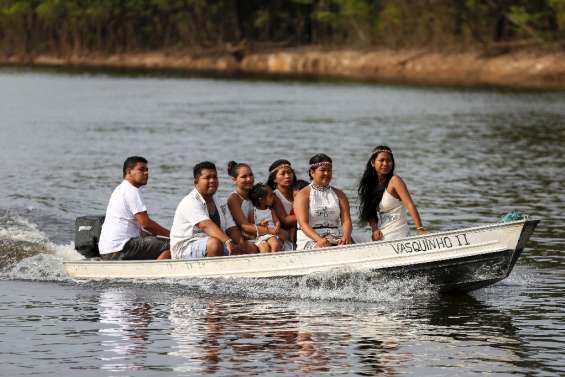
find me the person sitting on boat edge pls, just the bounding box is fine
[226,161,262,253]
[285,179,309,246]
[294,154,353,250]
[170,161,242,259]
[98,156,171,260]
[247,183,284,253]
[357,145,427,241]
[266,159,298,249]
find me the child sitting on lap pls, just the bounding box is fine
[248,183,283,253]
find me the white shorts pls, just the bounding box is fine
[174,237,228,259]
[254,234,278,246]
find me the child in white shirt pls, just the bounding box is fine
[248,183,283,252]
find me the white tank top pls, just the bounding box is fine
[230,191,254,239]
[274,189,293,215]
[253,207,275,227]
[231,191,253,218]
[296,185,342,249]
[378,190,409,240]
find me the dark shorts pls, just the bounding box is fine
[100,236,169,260]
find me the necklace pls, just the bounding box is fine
[311,182,330,192]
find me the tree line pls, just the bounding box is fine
[1,0,564,57]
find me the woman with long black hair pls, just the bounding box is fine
[358,146,427,241]
[266,159,297,232]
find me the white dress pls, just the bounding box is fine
[274,189,293,214]
[274,189,295,251]
[252,207,278,245]
[296,185,342,250]
[378,190,409,240]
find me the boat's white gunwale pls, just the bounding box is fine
[64,219,528,266]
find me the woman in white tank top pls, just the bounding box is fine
[267,159,298,249]
[226,161,259,253]
[357,146,427,241]
[294,154,353,250]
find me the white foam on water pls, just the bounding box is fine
[54,241,85,261]
[1,241,83,281]
[0,212,82,280]
[501,265,538,286]
[0,213,49,243]
[3,254,67,281]
[119,270,438,304]
[470,265,538,304]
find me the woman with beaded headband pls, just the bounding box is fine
[267,159,297,248]
[294,154,353,250]
[358,146,426,241]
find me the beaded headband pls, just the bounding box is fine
[269,163,291,174]
[370,149,393,159]
[309,161,332,170]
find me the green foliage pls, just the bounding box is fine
[549,0,565,32]
[0,0,563,55]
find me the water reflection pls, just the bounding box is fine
[69,277,551,375]
[165,292,528,375]
[169,299,333,374]
[98,288,153,372]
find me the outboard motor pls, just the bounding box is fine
[74,215,105,258]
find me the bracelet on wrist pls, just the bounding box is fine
[416,226,426,231]
[224,238,233,246]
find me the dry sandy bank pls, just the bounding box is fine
[2,48,565,90]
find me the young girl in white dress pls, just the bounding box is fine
[248,183,283,253]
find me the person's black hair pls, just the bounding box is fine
[193,161,217,180]
[293,179,309,191]
[266,159,297,189]
[249,182,269,207]
[123,156,148,177]
[308,153,332,180]
[357,146,395,224]
[227,160,252,178]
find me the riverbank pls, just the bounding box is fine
[2,48,565,90]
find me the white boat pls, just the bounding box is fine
[64,219,539,292]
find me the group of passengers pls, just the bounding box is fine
[97,146,427,261]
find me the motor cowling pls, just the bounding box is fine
[74,215,105,258]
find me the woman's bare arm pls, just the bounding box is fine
[369,219,383,241]
[270,208,281,235]
[228,194,267,235]
[273,196,296,227]
[335,188,353,244]
[390,176,427,234]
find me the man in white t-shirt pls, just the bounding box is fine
[171,161,244,259]
[98,156,170,260]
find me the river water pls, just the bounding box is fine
[0,67,564,376]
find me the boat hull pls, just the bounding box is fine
[64,219,539,292]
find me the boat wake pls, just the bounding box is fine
[197,271,437,302]
[0,212,79,281]
[88,271,439,303]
